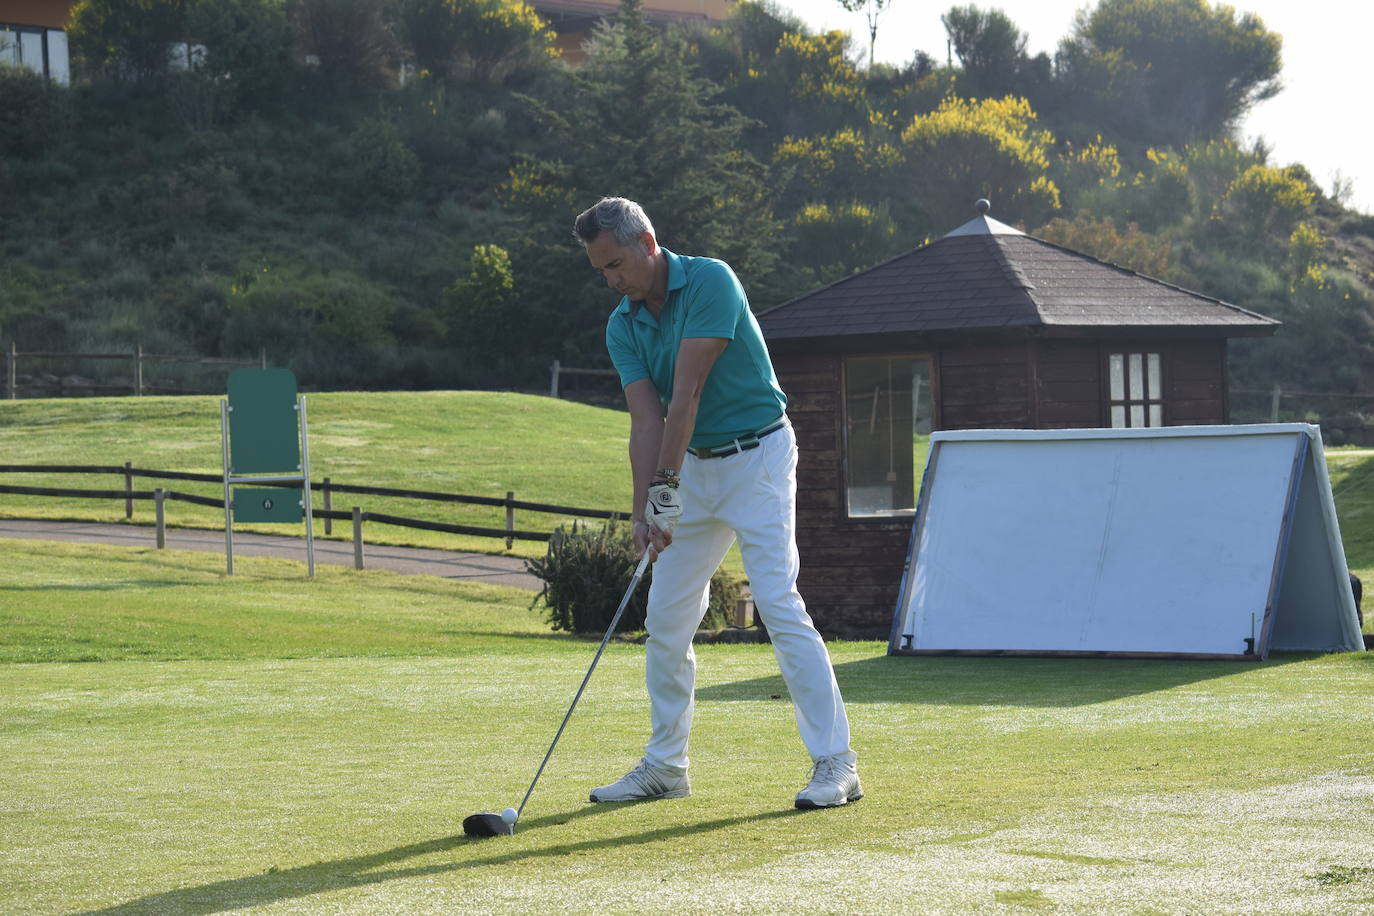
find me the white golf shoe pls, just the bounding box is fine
[794,754,863,809]
[590,759,691,802]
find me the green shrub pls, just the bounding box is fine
[527,520,743,635]
[348,117,420,203]
[0,66,74,157]
[444,243,516,361]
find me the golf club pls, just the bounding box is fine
[463,549,653,838]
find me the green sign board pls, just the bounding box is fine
[233,487,303,523]
[227,368,301,475]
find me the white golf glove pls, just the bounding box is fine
[645,482,682,535]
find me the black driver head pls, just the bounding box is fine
[463,813,514,838]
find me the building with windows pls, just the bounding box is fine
[0,1,75,83]
[756,201,1280,637]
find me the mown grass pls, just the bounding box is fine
[0,540,552,664]
[3,539,1374,914]
[0,391,632,560]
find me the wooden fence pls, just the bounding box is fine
[4,344,267,399]
[0,463,627,550]
[549,359,618,398]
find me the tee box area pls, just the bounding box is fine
[889,424,1364,660]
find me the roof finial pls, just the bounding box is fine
[975,198,991,214]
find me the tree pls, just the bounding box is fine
[69,0,188,84]
[288,0,398,98]
[394,0,556,85]
[185,0,291,114]
[835,0,890,69]
[895,95,1061,232]
[445,244,518,364]
[940,5,1028,99]
[690,3,866,151]
[1054,0,1282,149]
[502,0,780,345]
[789,201,898,285]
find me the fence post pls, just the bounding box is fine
[259,347,266,369]
[322,477,332,535]
[154,488,166,548]
[505,491,515,549]
[1270,383,1281,423]
[550,359,561,398]
[7,342,15,400]
[124,461,134,519]
[352,507,364,570]
[135,344,143,396]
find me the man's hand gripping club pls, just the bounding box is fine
[642,474,682,561]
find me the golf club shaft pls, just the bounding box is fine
[516,549,653,817]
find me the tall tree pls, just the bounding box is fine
[940,5,1028,99]
[497,0,780,362]
[834,0,890,69]
[69,0,188,84]
[1054,0,1282,149]
[394,0,555,85]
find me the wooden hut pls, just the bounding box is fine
[756,202,1281,638]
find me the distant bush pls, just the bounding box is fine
[444,243,516,362]
[348,117,420,203]
[0,67,74,158]
[527,520,743,635]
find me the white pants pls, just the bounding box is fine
[642,423,853,769]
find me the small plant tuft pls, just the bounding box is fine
[1306,865,1374,886]
[526,520,742,635]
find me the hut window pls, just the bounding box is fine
[843,356,934,517]
[1107,352,1162,428]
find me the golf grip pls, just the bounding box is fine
[516,549,653,817]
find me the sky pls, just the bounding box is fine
[772,0,1374,215]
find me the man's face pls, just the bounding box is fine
[585,232,655,302]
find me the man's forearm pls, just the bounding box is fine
[656,397,700,480]
[630,416,665,519]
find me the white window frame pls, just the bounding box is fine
[1107,351,1164,428]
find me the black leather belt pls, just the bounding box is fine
[688,417,789,459]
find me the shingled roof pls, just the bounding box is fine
[757,206,1280,341]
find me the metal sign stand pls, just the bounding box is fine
[220,368,315,577]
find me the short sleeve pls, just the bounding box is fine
[681,261,745,340]
[606,309,649,389]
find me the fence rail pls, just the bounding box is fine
[4,344,267,399]
[549,359,618,398]
[0,463,628,549]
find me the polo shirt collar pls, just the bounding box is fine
[628,248,686,323]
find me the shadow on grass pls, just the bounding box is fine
[696,653,1312,708]
[78,807,805,915]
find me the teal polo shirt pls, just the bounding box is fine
[605,248,787,450]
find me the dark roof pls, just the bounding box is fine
[757,213,1280,341]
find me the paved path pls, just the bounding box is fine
[0,519,542,590]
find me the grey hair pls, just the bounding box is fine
[573,197,655,248]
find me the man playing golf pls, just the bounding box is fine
[573,197,861,810]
